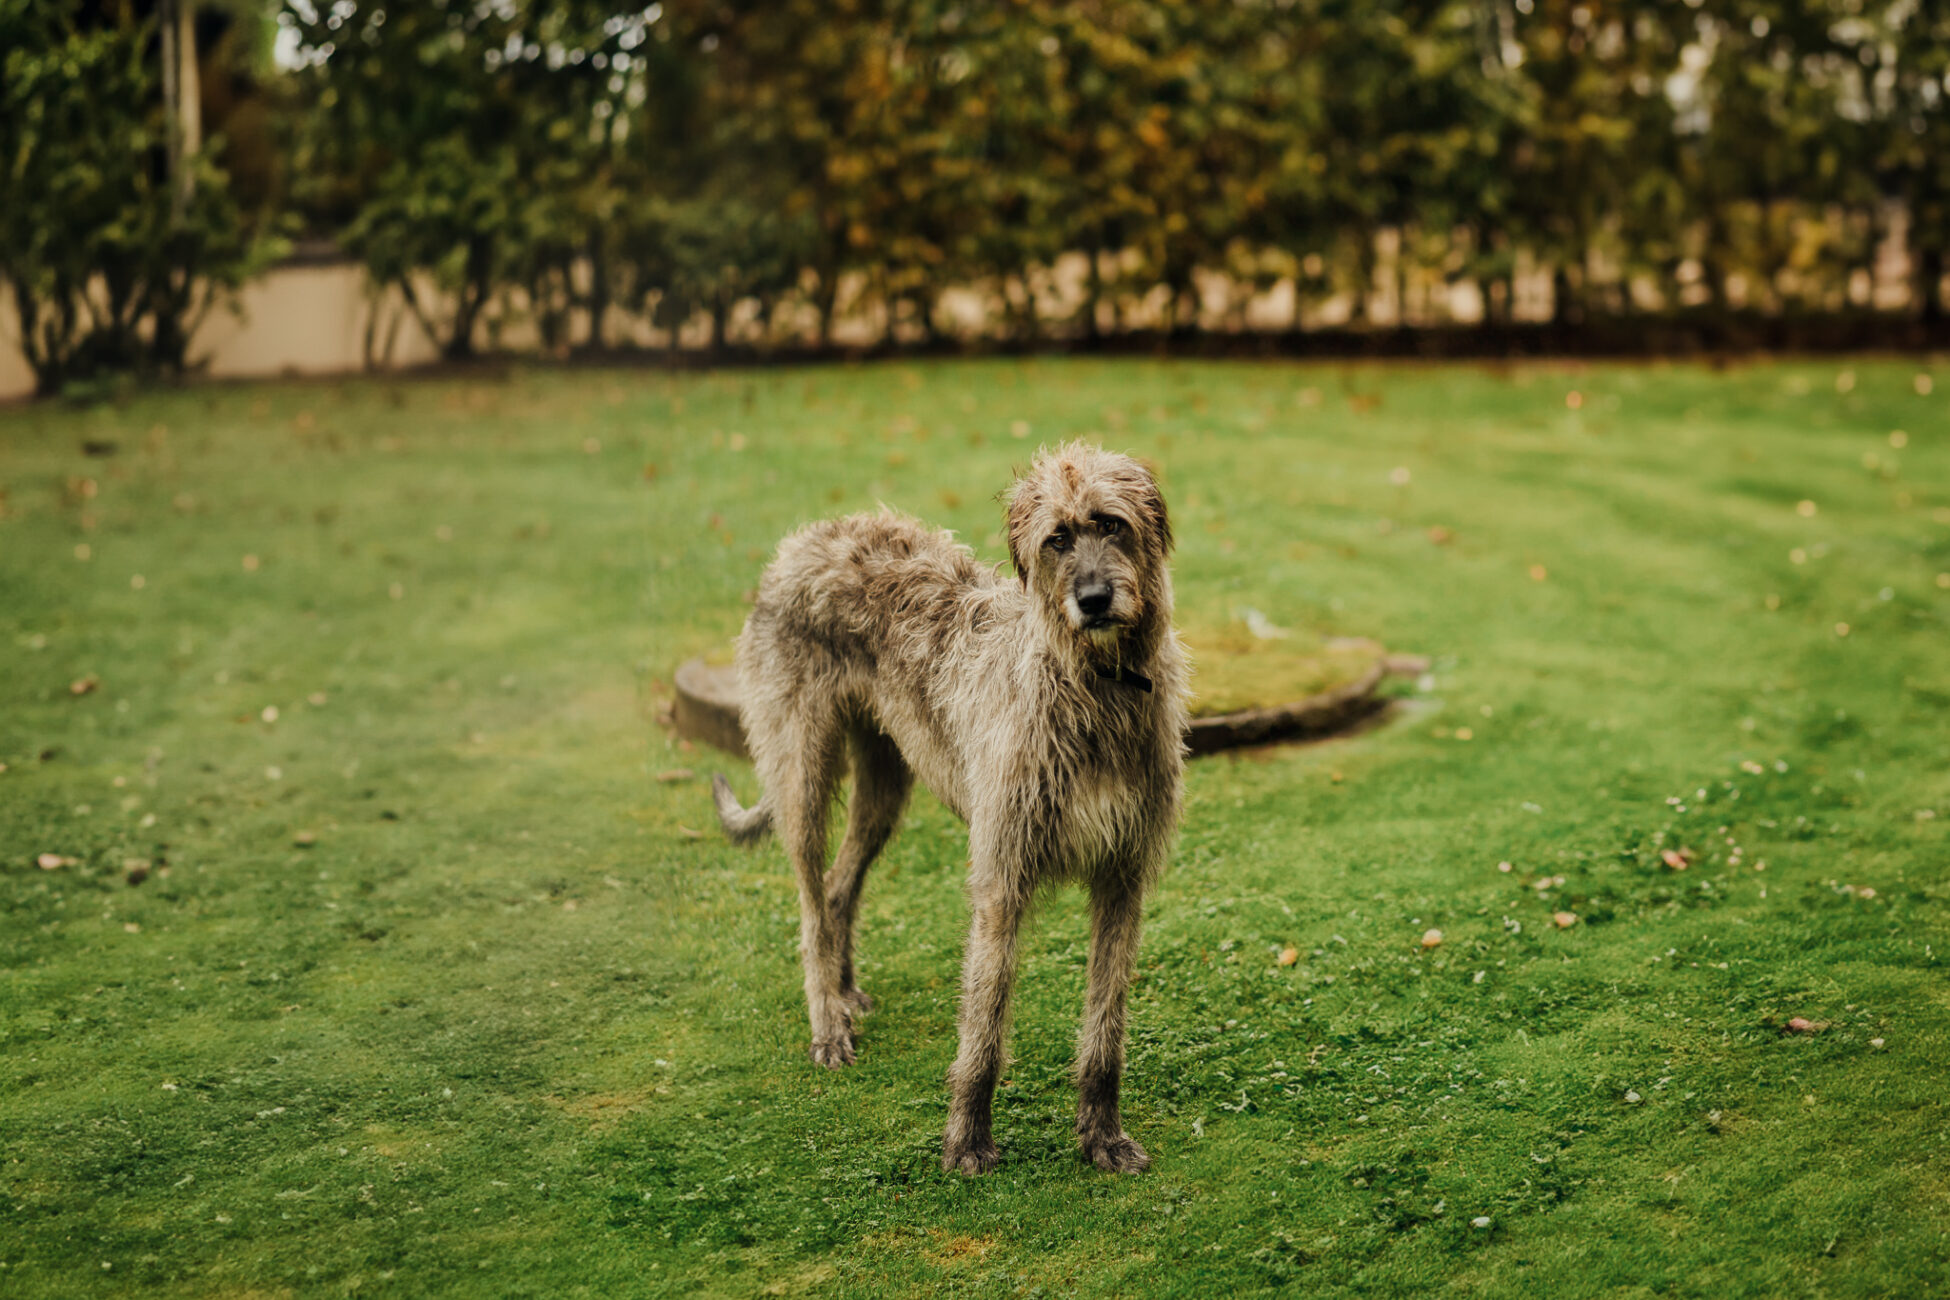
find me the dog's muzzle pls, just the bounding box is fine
[1075,582,1115,628]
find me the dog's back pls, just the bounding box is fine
[752,510,999,661]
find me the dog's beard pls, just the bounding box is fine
[1064,594,1123,642]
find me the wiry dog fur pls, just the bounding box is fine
[712,443,1188,1175]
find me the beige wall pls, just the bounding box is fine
[0,246,1559,403]
[198,261,444,380]
[0,262,445,402]
[0,292,32,401]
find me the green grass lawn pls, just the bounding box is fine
[3,356,1948,1298]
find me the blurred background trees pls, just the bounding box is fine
[6,0,1949,384]
[1,0,281,394]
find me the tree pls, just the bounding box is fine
[284,0,641,359]
[0,0,273,395]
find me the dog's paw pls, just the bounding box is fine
[941,1138,1001,1176]
[808,1036,856,1069]
[841,987,875,1015]
[1082,1133,1150,1174]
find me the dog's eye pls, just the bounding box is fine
[1097,516,1122,537]
[1046,530,1070,552]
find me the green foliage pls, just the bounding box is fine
[2,358,1948,1295]
[0,0,276,396]
[15,1,1950,379]
[281,0,641,358]
[268,1,1950,355]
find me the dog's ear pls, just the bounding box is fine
[1003,474,1039,583]
[1135,462,1173,556]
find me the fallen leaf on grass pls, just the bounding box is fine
[70,675,99,696]
[1784,1017,1828,1034]
[1420,929,1444,949]
[293,831,317,848]
[1276,946,1299,967]
[37,853,67,870]
[1552,911,1578,928]
[1661,848,1694,870]
[655,769,695,783]
[675,825,704,840]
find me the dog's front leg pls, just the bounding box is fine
[941,866,1027,1175]
[1075,877,1150,1173]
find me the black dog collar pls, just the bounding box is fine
[1094,663,1154,693]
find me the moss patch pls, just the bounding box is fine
[1179,625,1380,717]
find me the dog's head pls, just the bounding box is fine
[1004,443,1173,645]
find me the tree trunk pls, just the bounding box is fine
[920,290,939,345]
[584,231,609,353]
[1918,243,1944,326]
[160,0,201,221]
[446,282,483,361]
[443,309,477,361]
[1551,264,1582,328]
[815,270,838,349]
[1083,245,1103,342]
[445,240,492,360]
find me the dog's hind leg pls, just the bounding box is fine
[826,725,913,1016]
[765,718,854,1068]
[1074,878,1150,1173]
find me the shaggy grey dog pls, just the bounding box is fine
[712,443,1188,1174]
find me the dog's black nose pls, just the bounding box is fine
[1076,583,1113,619]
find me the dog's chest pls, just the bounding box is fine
[1059,767,1142,862]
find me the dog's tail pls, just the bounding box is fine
[712,773,774,846]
